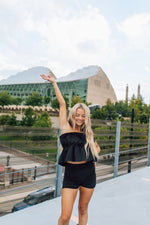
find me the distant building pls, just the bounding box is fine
[0,66,117,106]
[137,84,140,101]
[88,104,100,114]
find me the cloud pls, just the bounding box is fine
[33,4,116,69]
[0,55,24,72]
[0,55,26,80]
[117,13,150,49]
[0,1,117,77]
[0,0,149,104]
[145,66,150,73]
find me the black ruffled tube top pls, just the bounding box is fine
[58,132,97,166]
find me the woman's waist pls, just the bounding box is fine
[66,160,87,164]
[65,160,94,168]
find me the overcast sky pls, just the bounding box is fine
[0,0,150,104]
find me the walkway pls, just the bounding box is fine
[0,167,150,225]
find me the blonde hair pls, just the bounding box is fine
[68,103,98,159]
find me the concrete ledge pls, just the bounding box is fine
[0,167,150,225]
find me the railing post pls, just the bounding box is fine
[147,117,150,166]
[55,129,63,198]
[21,168,24,182]
[34,166,37,180]
[6,155,10,166]
[114,121,121,178]
[11,169,14,184]
[128,108,134,173]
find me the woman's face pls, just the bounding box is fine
[74,108,85,127]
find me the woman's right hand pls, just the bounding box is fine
[40,74,56,84]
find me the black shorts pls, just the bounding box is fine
[63,161,96,189]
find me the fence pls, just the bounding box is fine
[0,119,150,215]
[0,126,58,164]
[55,119,150,196]
[0,120,150,185]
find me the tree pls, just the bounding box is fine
[71,96,83,107]
[92,100,128,120]
[128,94,145,122]
[6,113,17,126]
[104,99,115,113]
[106,98,112,105]
[0,91,12,107]
[85,102,92,106]
[44,96,51,106]
[51,95,69,109]
[139,112,148,124]
[51,98,59,109]
[91,107,108,120]
[21,107,37,126]
[115,101,129,117]
[34,111,52,127]
[143,104,150,118]
[63,95,69,109]
[0,115,10,125]
[25,92,43,106]
[12,97,23,105]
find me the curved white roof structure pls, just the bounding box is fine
[56,65,100,82]
[0,65,117,106]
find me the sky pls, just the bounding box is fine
[0,0,150,104]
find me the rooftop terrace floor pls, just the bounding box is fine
[0,167,150,225]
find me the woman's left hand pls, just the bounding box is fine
[95,141,100,154]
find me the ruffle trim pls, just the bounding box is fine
[58,145,95,166]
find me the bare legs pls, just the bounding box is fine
[78,187,94,225]
[58,187,94,225]
[58,188,78,225]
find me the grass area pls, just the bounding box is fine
[0,136,58,162]
[0,121,148,163]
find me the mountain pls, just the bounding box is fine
[0,66,56,85]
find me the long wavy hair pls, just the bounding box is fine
[68,103,98,159]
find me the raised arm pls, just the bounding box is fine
[40,74,69,130]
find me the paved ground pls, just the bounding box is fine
[0,166,150,225]
[0,151,42,170]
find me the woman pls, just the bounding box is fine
[41,73,100,225]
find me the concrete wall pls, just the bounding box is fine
[87,68,117,106]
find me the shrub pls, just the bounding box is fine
[0,115,10,125]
